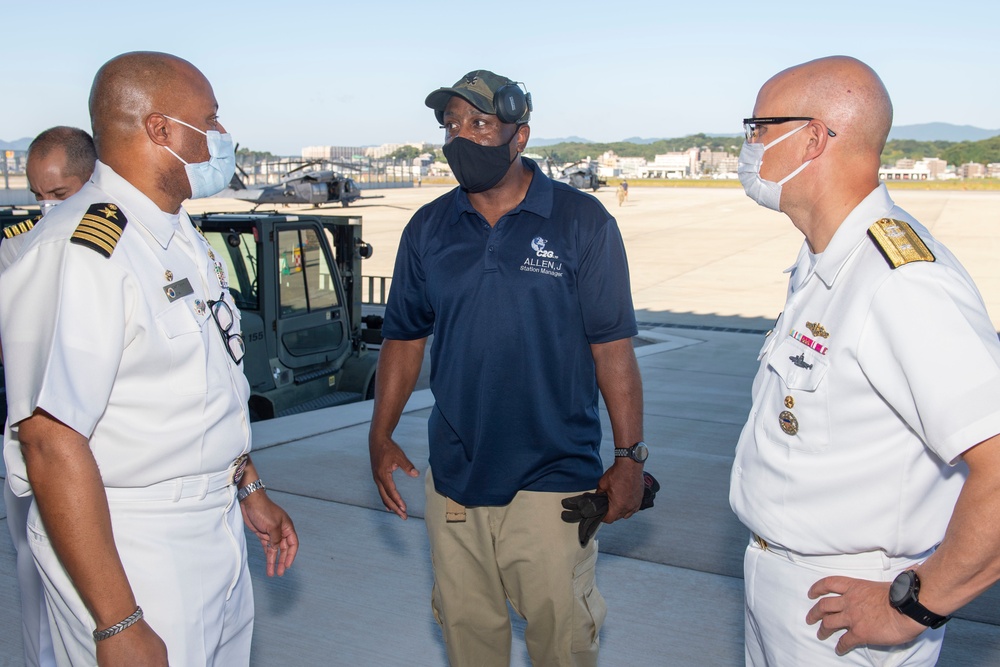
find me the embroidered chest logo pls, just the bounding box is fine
[521,236,564,278]
[530,236,558,258]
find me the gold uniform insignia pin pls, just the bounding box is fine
[806,322,829,338]
[779,411,799,436]
[784,395,795,409]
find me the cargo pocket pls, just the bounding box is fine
[430,579,447,641]
[571,548,607,653]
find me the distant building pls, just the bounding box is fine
[365,142,427,159]
[879,166,930,181]
[617,156,647,178]
[988,163,1000,178]
[412,153,434,176]
[598,150,619,168]
[640,149,698,179]
[302,145,366,160]
[960,162,986,178]
[714,156,739,177]
[2,149,27,175]
[915,157,948,179]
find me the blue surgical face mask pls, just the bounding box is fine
[737,122,811,212]
[162,115,236,199]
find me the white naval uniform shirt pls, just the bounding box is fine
[730,184,1000,557]
[0,220,39,272]
[0,161,250,495]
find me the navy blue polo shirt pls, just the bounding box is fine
[383,158,637,506]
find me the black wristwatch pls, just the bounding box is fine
[614,441,649,463]
[888,570,950,629]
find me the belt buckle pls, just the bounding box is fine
[230,454,249,486]
[753,534,769,551]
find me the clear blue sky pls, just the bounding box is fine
[3,0,997,155]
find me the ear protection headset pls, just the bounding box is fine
[493,81,532,125]
[434,78,533,125]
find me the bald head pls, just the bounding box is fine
[89,51,211,155]
[757,56,892,157]
[87,51,223,211]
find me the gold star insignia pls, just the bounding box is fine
[98,206,119,220]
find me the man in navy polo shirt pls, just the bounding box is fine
[368,69,645,666]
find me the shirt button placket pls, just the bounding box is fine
[484,223,500,271]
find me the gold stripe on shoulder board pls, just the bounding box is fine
[70,203,128,258]
[3,217,38,239]
[867,218,935,269]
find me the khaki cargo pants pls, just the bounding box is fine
[425,470,606,667]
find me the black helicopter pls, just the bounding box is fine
[224,159,372,209]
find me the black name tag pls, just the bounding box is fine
[163,278,194,302]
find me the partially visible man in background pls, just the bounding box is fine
[1,125,96,667]
[1,126,96,269]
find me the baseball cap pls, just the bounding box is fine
[425,69,530,125]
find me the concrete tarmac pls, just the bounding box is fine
[2,184,999,665]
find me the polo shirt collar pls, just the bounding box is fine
[451,157,553,223]
[788,184,894,289]
[91,160,179,249]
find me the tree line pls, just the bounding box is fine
[524,133,1000,167]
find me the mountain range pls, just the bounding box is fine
[0,138,32,151]
[531,123,1000,146]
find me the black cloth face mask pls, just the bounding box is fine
[442,129,518,193]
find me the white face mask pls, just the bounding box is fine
[162,115,236,199]
[39,200,61,216]
[738,122,812,211]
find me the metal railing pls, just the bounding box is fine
[362,276,392,305]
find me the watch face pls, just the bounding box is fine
[633,443,649,462]
[889,570,915,605]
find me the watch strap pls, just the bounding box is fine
[896,598,950,629]
[237,479,266,502]
[614,441,648,462]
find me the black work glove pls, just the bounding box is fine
[561,472,661,547]
[561,493,609,548]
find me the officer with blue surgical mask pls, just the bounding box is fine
[0,51,297,667]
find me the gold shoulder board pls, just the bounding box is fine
[70,203,128,258]
[867,218,935,269]
[3,216,39,239]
